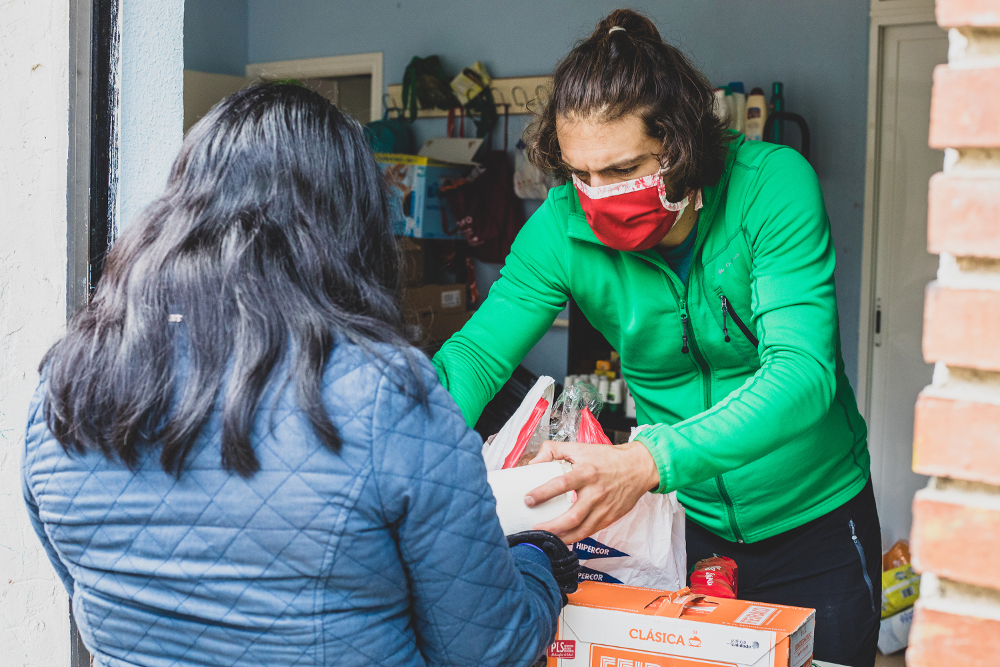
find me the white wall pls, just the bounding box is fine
[0,1,73,665]
[1,1,186,663]
[119,0,185,229]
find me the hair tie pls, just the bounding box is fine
[608,26,626,34]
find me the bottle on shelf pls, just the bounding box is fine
[745,87,768,141]
[727,82,746,134]
[770,82,785,144]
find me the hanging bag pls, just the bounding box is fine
[439,106,526,263]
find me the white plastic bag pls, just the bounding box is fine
[569,425,686,591]
[513,139,555,200]
[484,381,687,591]
[481,376,554,471]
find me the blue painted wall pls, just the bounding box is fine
[184,0,248,75]
[197,0,872,386]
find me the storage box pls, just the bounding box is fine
[402,283,470,344]
[376,154,468,239]
[403,284,466,315]
[548,583,815,667]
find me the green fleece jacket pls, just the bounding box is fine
[432,134,870,543]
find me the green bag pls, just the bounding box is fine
[364,107,414,154]
[401,56,458,121]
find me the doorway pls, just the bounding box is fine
[859,15,948,550]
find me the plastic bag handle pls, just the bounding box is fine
[653,588,707,619]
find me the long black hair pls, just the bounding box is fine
[41,83,421,477]
[526,9,730,200]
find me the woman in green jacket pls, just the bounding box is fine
[433,10,880,666]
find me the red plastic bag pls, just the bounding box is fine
[690,556,738,599]
[577,407,611,445]
[502,397,550,469]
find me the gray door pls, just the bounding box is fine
[865,22,948,550]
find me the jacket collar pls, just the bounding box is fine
[566,131,745,253]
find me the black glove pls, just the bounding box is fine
[508,530,579,599]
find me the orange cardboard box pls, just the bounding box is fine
[547,583,815,667]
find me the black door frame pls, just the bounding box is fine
[67,0,120,663]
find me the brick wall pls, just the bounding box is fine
[908,1,1000,664]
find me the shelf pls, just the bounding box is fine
[385,75,552,118]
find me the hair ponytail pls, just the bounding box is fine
[593,8,661,42]
[526,9,729,198]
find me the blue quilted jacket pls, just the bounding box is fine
[22,342,561,666]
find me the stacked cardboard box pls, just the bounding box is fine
[396,237,471,347]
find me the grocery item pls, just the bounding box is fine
[547,582,815,667]
[485,381,685,590]
[881,564,919,619]
[880,539,919,619]
[690,555,738,599]
[487,462,573,535]
[878,606,913,655]
[882,539,910,571]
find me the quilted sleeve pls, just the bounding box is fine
[370,353,562,667]
[22,383,74,595]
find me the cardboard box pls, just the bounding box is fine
[403,284,466,316]
[397,236,425,288]
[404,309,472,345]
[877,606,912,656]
[548,583,815,667]
[376,154,468,239]
[402,283,470,345]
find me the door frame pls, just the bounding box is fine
[856,0,939,420]
[245,53,384,123]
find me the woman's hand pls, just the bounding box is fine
[526,440,660,544]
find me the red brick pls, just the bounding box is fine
[929,66,1000,148]
[928,172,1000,258]
[908,605,1000,667]
[914,393,1000,485]
[923,285,1000,371]
[911,492,1000,589]
[937,0,1000,28]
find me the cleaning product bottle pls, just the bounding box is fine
[727,82,746,133]
[745,87,768,141]
[770,82,785,143]
[713,87,729,125]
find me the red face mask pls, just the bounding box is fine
[572,170,701,251]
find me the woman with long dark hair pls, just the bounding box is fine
[433,9,880,666]
[23,83,572,666]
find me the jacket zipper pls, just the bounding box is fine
[681,294,744,543]
[657,250,745,543]
[850,519,877,612]
[720,295,759,348]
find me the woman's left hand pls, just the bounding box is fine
[526,440,660,544]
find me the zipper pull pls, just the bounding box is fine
[721,296,731,342]
[681,313,689,354]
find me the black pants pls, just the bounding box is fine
[686,479,881,667]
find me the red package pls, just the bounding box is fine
[690,556,738,599]
[577,407,612,445]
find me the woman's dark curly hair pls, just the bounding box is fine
[526,9,730,200]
